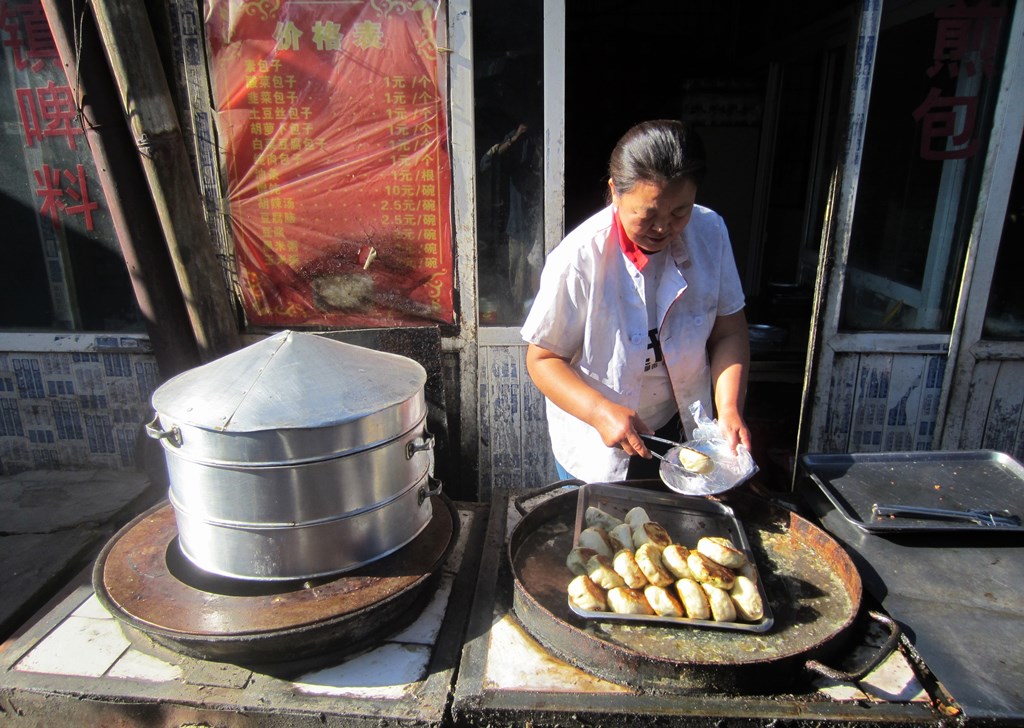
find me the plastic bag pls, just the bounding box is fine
[659,401,759,496]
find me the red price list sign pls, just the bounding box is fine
[206,0,453,327]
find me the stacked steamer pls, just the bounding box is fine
[146,330,438,581]
[567,506,764,624]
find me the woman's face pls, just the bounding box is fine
[610,177,697,253]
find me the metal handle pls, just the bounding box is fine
[644,449,672,465]
[418,475,443,505]
[144,413,181,448]
[638,433,684,448]
[513,479,583,516]
[803,610,902,683]
[637,434,677,467]
[406,431,436,460]
[872,503,1020,527]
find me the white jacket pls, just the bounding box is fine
[520,204,745,482]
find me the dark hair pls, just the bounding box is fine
[608,120,707,196]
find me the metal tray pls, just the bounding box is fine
[800,450,1024,534]
[567,482,774,633]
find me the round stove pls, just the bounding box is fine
[93,494,456,669]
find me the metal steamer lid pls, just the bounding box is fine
[152,330,427,437]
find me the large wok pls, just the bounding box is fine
[508,480,900,694]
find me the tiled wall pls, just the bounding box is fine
[0,346,159,474]
[478,343,557,492]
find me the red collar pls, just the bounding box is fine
[614,209,650,271]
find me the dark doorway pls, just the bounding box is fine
[563,0,857,487]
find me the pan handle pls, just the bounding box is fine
[803,610,902,683]
[513,479,583,516]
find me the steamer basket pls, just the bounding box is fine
[146,330,439,580]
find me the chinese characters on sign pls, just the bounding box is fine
[206,0,454,327]
[913,0,1007,160]
[2,2,99,234]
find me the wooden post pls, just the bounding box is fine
[88,0,240,360]
[41,0,200,377]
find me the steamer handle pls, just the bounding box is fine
[513,479,584,516]
[803,610,902,682]
[144,413,181,448]
[406,431,435,460]
[419,476,443,505]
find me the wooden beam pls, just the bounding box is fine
[41,0,200,377]
[88,0,240,360]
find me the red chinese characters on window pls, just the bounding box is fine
[3,0,98,232]
[206,0,454,328]
[912,86,980,160]
[34,164,98,232]
[913,0,1007,160]
[0,0,58,72]
[17,80,83,150]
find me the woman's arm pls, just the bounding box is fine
[526,343,651,456]
[707,310,751,452]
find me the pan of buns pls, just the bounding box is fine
[508,480,896,693]
[566,488,773,632]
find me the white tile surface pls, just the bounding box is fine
[293,642,431,698]
[71,593,114,620]
[813,677,870,700]
[107,649,184,682]
[388,573,454,645]
[16,616,129,677]
[810,624,927,703]
[444,509,474,574]
[857,647,929,702]
[483,615,627,693]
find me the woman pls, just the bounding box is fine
[520,119,751,483]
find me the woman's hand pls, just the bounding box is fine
[526,343,652,457]
[707,310,752,455]
[588,398,651,456]
[715,408,751,455]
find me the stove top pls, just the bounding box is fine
[452,485,942,726]
[0,503,487,727]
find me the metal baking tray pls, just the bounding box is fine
[567,482,774,633]
[800,450,1024,534]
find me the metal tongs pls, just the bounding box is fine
[638,433,712,475]
[638,433,683,464]
[871,503,1022,527]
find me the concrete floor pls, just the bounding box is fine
[0,468,162,644]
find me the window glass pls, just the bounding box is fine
[0,1,142,332]
[763,51,845,289]
[840,0,1010,332]
[473,0,544,326]
[983,142,1024,339]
